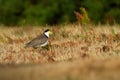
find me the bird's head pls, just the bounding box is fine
[44,29,53,37]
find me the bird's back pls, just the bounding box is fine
[24,34,48,48]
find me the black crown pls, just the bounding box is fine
[44,29,50,32]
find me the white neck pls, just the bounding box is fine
[44,32,49,37]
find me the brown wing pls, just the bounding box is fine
[25,34,48,48]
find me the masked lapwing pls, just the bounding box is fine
[24,29,53,48]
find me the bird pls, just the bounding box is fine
[24,29,53,49]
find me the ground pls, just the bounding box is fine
[0,24,120,80]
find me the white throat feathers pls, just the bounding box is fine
[44,32,49,38]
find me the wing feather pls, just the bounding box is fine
[25,34,48,48]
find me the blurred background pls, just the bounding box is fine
[0,0,120,26]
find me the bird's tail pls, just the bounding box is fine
[24,43,29,48]
[24,44,28,48]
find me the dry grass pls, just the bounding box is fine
[0,24,120,64]
[0,24,120,80]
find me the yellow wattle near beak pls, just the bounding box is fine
[48,31,53,35]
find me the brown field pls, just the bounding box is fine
[0,24,120,80]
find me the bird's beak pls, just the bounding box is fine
[48,31,53,35]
